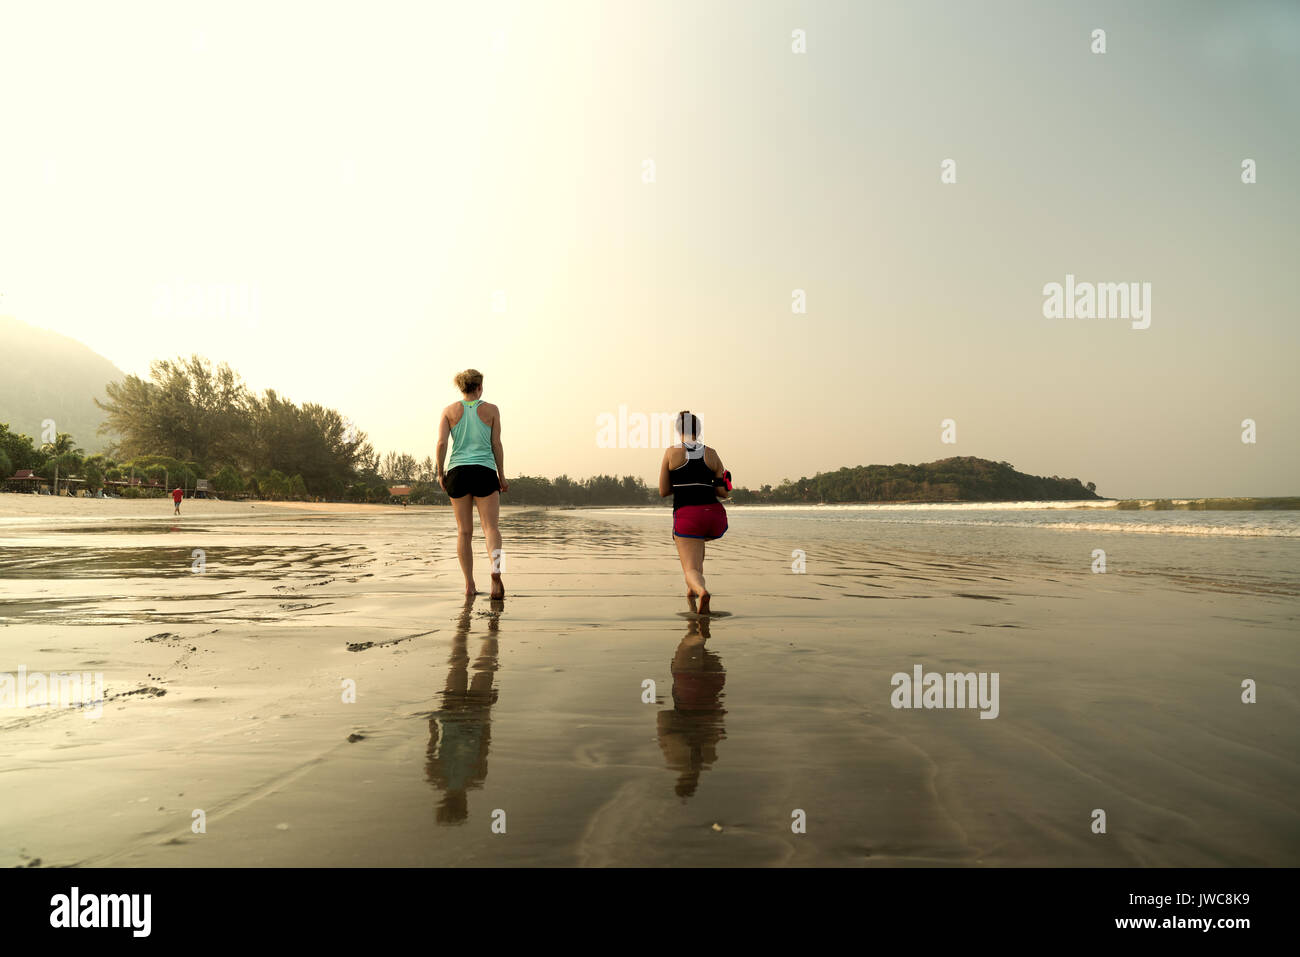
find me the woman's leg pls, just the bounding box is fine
[474,492,504,598]
[674,535,708,611]
[452,494,477,595]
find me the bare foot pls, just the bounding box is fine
[490,573,505,599]
[698,591,711,615]
[687,592,698,614]
[465,581,477,597]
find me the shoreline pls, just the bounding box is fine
[0,496,1296,866]
[6,493,1297,520]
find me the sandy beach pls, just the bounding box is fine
[1,495,1296,867]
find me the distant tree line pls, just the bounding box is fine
[2,415,658,506]
[485,474,656,506]
[374,460,656,507]
[91,355,376,499]
[6,362,1100,508]
[3,352,664,506]
[728,456,1100,504]
[0,425,93,493]
[0,423,321,501]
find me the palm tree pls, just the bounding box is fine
[41,432,84,496]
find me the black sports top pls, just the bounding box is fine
[670,446,720,511]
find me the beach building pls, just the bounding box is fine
[1,470,85,495]
[4,469,48,492]
[103,477,167,495]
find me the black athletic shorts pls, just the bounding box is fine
[445,464,499,499]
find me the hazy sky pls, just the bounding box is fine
[2,0,1296,497]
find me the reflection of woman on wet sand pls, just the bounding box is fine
[425,598,501,824]
[656,617,726,799]
[658,411,730,614]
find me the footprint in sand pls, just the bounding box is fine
[573,743,608,768]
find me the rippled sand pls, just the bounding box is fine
[1,497,1296,866]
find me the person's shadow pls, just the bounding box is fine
[656,616,727,800]
[425,597,501,824]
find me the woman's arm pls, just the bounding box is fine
[490,405,508,493]
[707,448,730,499]
[658,449,673,497]
[435,407,451,489]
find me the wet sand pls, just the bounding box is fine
[1,497,1296,867]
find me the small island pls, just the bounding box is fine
[727,456,1101,505]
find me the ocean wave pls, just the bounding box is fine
[732,500,1116,511]
[573,506,1300,538]
[895,519,1300,538]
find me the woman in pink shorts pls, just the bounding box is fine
[658,411,730,614]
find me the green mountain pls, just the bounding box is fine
[731,456,1102,504]
[0,316,125,452]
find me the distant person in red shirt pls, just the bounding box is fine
[172,487,183,515]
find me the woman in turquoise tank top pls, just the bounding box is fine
[437,369,508,599]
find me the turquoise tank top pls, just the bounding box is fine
[447,399,498,471]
